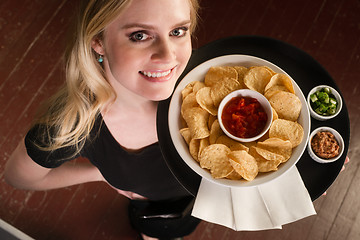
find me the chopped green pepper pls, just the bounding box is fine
[310,93,318,102]
[310,87,338,116]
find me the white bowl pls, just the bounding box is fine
[307,127,344,163]
[168,54,310,188]
[307,85,343,121]
[217,89,273,142]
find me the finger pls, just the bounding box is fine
[345,156,350,164]
[114,189,134,199]
[340,156,350,172]
[131,193,148,200]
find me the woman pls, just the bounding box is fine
[5,0,200,239]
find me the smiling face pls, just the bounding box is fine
[93,0,193,102]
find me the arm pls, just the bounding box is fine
[4,138,103,190]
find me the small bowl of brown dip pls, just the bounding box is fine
[307,127,344,163]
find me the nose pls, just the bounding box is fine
[151,38,175,63]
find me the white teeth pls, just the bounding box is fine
[142,69,171,78]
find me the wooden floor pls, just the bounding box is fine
[0,0,359,239]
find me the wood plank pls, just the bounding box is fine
[0,0,67,88]
[0,0,72,145]
[0,3,72,116]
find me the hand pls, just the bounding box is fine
[101,176,147,200]
[322,156,350,196]
[112,188,148,200]
[341,156,350,171]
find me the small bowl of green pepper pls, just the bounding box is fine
[307,85,342,121]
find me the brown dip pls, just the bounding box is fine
[311,131,340,159]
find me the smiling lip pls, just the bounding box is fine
[139,67,176,82]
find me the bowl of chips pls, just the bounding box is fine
[168,55,310,187]
[217,89,273,142]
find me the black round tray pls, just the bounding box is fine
[157,36,350,201]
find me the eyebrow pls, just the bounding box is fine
[121,20,191,30]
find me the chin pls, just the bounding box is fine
[148,87,175,101]
[148,79,178,101]
[151,92,173,101]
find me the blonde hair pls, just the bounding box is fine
[33,0,200,155]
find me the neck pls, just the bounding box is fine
[100,90,159,151]
[102,97,158,120]
[112,92,157,111]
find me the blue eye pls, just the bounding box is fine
[170,27,188,37]
[130,32,151,42]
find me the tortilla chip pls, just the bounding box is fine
[210,77,242,107]
[268,91,302,121]
[269,119,304,148]
[183,107,210,139]
[189,139,200,162]
[216,135,249,152]
[265,73,295,94]
[196,87,218,115]
[199,144,233,178]
[233,66,248,88]
[256,138,292,162]
[204,66,238,87]
[180,128,191,145]
[226,170,243,180]
[228,150,258,181]
[193,81,206,93]
[244,66,273,94]
[181,92,199,117]
[199,137,210,159]
[209,119,224,144]
[249,147,281,172]
[252,146,286,162]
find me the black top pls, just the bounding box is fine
[24,114,190,201]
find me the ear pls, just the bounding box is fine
[91,37,105,55]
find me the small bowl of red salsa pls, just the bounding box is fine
[218,89,273,142]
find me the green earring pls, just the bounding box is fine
[98,55,103,63]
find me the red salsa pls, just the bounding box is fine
[221,97,268,139]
